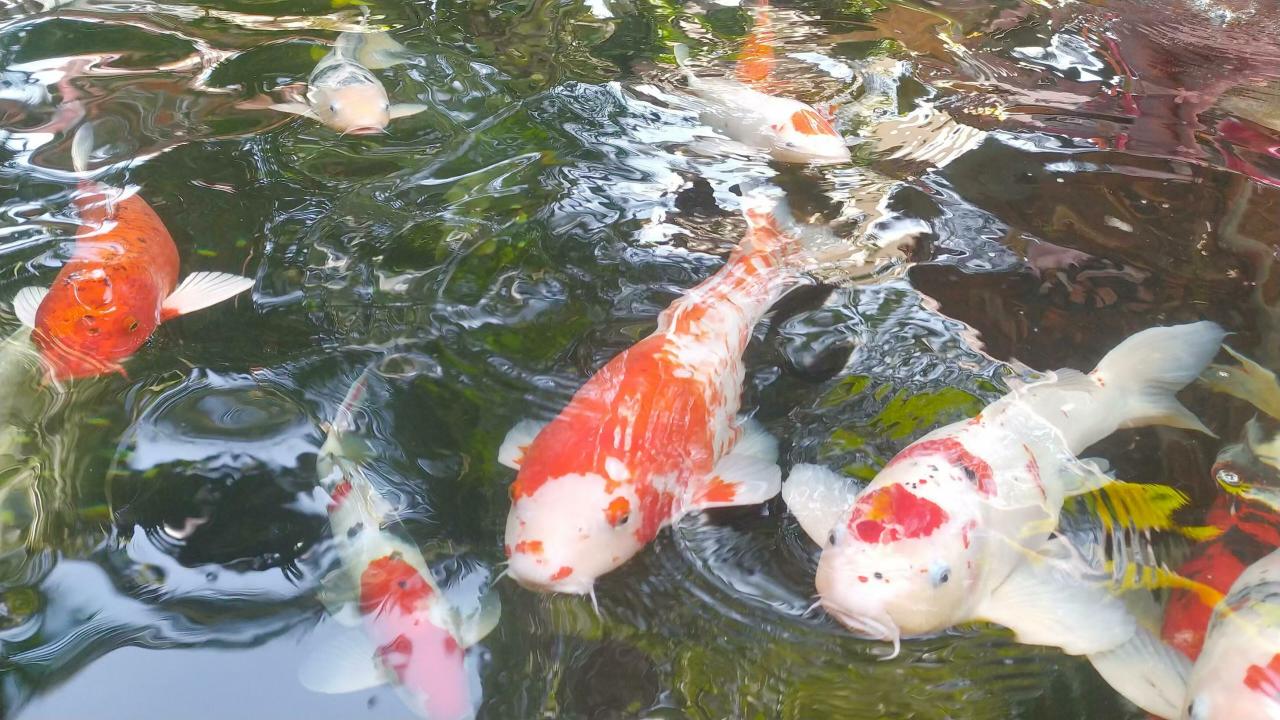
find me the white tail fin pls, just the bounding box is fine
[672,42,691,68]
[71,122,94,174]
[1092,321,1225,435]
[1087,625,1190,719]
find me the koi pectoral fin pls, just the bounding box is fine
[388,103,429,120]
[451,585,502,648]
[498,419,545,470]
[12,286,49,328]
[1086,626,1190,720]
[684,423,782,513]
[160,272,255,321]
[782,463,862,546]
[265,101,318,119]
[298,623,394,695]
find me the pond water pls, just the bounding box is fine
[1,0,1279,717]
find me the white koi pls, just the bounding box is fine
[673,43,851,165]
[786,321,1225,718]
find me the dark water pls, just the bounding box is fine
[0,0,1278,716]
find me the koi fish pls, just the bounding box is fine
[785,321,1226,719]
[256,30,428,135]
[10,125,253,381]
[1184,547,1280,719]
[499,193,808,595]
[734,0,776,90]
[302,357,500,720]
[673,43,850,165]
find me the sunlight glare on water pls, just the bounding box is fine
[1,0,1279,717]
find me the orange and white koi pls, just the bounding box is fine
[302,359,500,720]
[499,193,807,595]
[673,43,850,165]
[1184,547,1280,719]
[735,0,776,91]
[11,125,253,381]
[785,321,1225,719]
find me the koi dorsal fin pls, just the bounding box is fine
[160,272,255,321]
[12,286,48,328]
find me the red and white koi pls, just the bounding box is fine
[499,193,807,595]
[784,321,1225,719]
[302,360,499,720]
[673,43,850,165]
[1184,547,1280,719]
[11,125,253,381]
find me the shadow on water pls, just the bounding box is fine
[0,0,1278,716]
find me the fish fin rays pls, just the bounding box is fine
[316,569,363,626]
[781,463,862,546]
[298,623,394,694]
[1086,625,1191,719]
[160,272,254,321]
[685,422,781,512]
[1201,344,1280,419]
[498,419,544,470]
[12,287,48,328]
[977,540,1137,656]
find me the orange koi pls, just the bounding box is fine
[11,125,252,380]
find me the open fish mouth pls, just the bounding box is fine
[344,126,387,136]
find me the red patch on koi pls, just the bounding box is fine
[550,566,573,582]
[514,540,544,556]
[606,497,631,526]
[1244,653,1280,697]
[326,480,352,512]
[789,109,838,137]
[847,484,949,543]
[694,477,737,505]
[360,555,433,616]
[889,437,995,496]
[376,635,414,680]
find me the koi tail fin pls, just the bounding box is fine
[1092,321,1226,435]
[673,42,691,68]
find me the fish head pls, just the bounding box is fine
[311,62,392,135]
[816,465,984,640]
[359,554,478,720]
[768,106,850,165]
[504,469,645,594]
[32,280,152,379]
[1184,646,1280,720]
[1213,417,1280,512]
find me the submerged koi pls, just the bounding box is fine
[735,0,775,90]
[11,125,253,381]
[1184,547,1280,719]
[257,30,428,135]
[499,193,808,595]
[302,358,500,720]
[673,43,849,165]
[785,322,1226,719]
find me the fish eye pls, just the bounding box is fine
[610,512,630,527]
[827,529,837,546]
[329,102,338,112]
[1217,467,1243,487]
[929,562,951,588]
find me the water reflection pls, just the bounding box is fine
[0,0,1278,717]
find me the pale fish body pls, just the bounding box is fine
[301,360,499,720]
[499,193,804,595]
[1185,547,1280,719]
[673,43,850,165]
[270,31,428,135]
[786,321,1226,719]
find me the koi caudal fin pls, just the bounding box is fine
[1094,321,1226,435]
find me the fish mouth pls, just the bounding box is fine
[344,125,387,136]
[824,604,902,659]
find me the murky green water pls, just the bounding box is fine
[1,0,1279,717]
